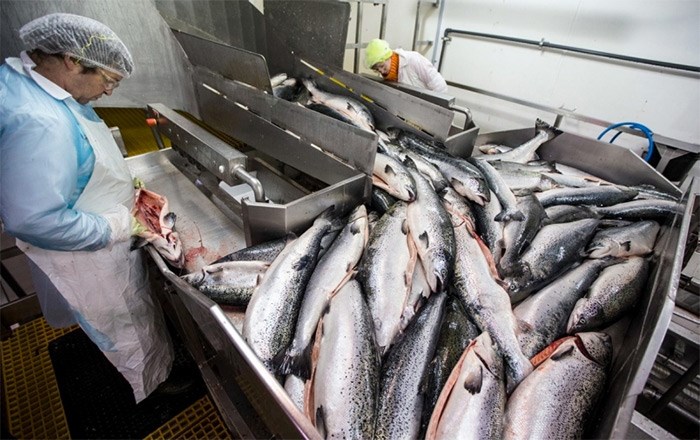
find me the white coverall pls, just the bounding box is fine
[394,48,449,94]
[0,53,173,403]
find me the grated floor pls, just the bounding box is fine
[1,317,232,440]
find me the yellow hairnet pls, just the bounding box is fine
[19,13,134,78]
[365,39,393,69]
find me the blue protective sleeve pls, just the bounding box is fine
[0,63,111,251]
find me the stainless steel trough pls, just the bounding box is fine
[133,123,695,438]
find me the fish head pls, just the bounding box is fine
[576,332,613,368]
[586,240,612,258]
[149,231,185,269]
[181,269,205,287]
[161,211,177,233]
[567,299,603,334]
[504,265,532,300]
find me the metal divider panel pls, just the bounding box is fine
[195,81,357,186]
[173,30,273,93]
[194,67,376,176]
[293,58,455,141]
[263,0,350,70]
[242,174,369,245]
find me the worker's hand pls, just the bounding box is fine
[131,215,148,237]
[133,177,145,189]
[103,205,132,245]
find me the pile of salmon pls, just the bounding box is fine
[182,81,682,439]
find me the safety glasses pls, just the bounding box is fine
[97,69,121,91]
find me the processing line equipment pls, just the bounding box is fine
[125,25,696,440]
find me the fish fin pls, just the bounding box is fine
[384,163,397,177]
[292,254,314,271]
[401,219,410,235]
[517,319,534,334]
[535,118,563,138]
[402,156,418,170]
[419,231,430,248]
[621,240,632,251]
[463,364,483,394]
[275,344,313,380]
[550,344,575,361]
[315,406,327,437]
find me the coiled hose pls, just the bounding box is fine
[597,121,655,162]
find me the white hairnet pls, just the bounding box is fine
[19,13,134,78]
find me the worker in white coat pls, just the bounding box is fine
[0,13,173,403]
[365,38,448,93]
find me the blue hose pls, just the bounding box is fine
[597,121,655,162]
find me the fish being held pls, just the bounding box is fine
[131,187,184,268]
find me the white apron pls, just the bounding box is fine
[14,62,173,402]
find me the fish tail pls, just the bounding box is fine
[274,344,313,380]
[535,118,563,139]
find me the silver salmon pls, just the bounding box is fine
[482,119,562,164]
[586,220,660,258]
[358,201,416,355]
[313,279,379,439]
[242,209,334,373]
[451,221,533,393]
[302,79,375,132]
[181,260,269,306]
[503,332,611,440]
[406,163,456,293]
[568,257,650,333]
[504,218,600,302]
[374,293,446,440]
[514,258,619,358]
[426,332,506,440]
[278,205,369,379]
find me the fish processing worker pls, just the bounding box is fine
[365,38,448,93]
[0,13,174,403]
